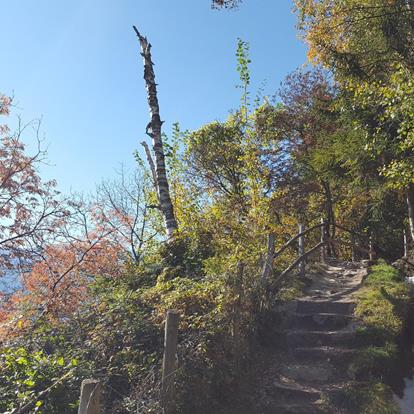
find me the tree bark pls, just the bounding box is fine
[133,26,178,239]
[407,183,414,242]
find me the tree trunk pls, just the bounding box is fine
[133,26,178,239]
[407,183,414,242]
[261,233,275,283]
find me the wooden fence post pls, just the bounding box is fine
[162,310,180,413]
[78,379,102,414]
[351,234,356,262]
[320,219,326,263]
[298,223,305,276]
[369,234,375,261]
[404,228,409,258]
[233,262,245,371]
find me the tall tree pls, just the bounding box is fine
[133,27,178,239]
[296,0,414,241]
[0,96,68,278]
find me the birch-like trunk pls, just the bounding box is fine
[407,183,414,242]
[133,26,178,239]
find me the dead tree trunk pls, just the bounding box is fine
[133,26,178,239]
[407,183,414,242]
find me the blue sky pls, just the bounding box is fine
[1,0,307,194]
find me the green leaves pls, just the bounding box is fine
[0,347,77,413]
[236,38,251,120]
[236,38,251,89]
[297,0,414,192]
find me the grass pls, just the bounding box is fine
[342,261,412,412]
[339,382,400,414]
[355,261,411,338]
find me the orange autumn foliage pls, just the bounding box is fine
[0,238,124,341]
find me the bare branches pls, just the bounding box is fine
[95,168,159,264]
[141,141,158,197]
[0,112,68,279]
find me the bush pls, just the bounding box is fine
[0,347,80,413]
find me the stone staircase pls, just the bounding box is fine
[258,261,367,414]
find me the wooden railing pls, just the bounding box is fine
[263,220,376,289]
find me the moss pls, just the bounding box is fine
[276,275,308,301]
[348,343,398,380]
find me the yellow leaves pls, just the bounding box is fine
[381,159,414,189]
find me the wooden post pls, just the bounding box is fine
[78,380,102,414]
[298,223,305,276]
[320,219,326,263]
[162,310,180,413]
[369,234,374,261]
[404,228,409,258]
[351,234,356,262]
[233,262,244,371]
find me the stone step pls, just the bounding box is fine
[287,330,356,349]
[265,379,321,403]
[261,402,327,414]
[279,363,334,383]
[288,312,354,331]
[292,346,357,366]
[295,300,355,315]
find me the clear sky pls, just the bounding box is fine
[1,0,307,194]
